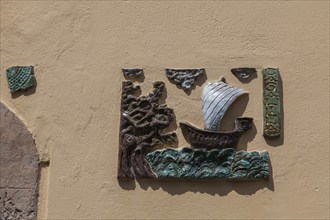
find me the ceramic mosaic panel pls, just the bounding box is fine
[117,76,271,181]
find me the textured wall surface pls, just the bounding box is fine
[0,103,39,219]
[1,1,329,219]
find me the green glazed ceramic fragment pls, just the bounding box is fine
[262,68,281,138]
[6,66,36,93]
[146,148,270,180]
[229,151,270,180]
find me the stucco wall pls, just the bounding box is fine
[1,1,329,219]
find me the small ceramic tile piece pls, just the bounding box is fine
[122,68,143,78]
[6,66,36,93]
[165,68,204,90]
[231,68,256,79]
[146,148,270,180]
[262,68,281,138]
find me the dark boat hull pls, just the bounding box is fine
[180,122,244,150]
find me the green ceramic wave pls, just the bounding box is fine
[146,148,270,180]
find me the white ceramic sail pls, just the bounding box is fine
[202,78,247,131]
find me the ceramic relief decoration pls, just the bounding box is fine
[165,68,204,90]
[231,68,256,79]
[118,72,271,180]
[263,68,281,138]
[6,66,36,92]
[146,148,269,179]
[180,117,253,150]
[117,81,177,178]
[122,68,143,78]
[201,77,247,131]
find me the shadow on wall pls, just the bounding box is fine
[219,94,257,151]
[11,84,37,99]
[118,162,274,195]
[220,94,249,131]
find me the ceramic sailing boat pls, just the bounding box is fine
[180,77,253,150]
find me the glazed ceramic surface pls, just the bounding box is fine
[202,78,247,131]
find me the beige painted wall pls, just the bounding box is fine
[1,1,329,219]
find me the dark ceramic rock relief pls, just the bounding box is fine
[6,66,36,93]
[165,68,204,90]
[0,102,39,220]
[231,68,256,79]
[263,68,281,138]
[146,148,270,180]
[180,117,253,150]
[122,68,143,78]
[117,81,177,178]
